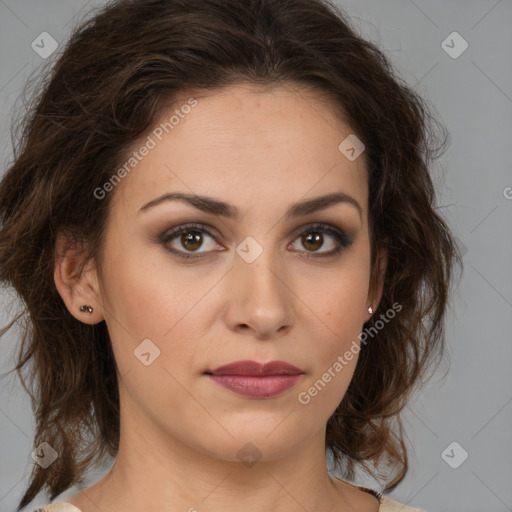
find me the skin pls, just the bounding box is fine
[54,82,387,512]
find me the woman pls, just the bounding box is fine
[0,0,461,511]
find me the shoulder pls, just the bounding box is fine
[34,503,82,512]
[333,477,427,512]
[380,494,428,512]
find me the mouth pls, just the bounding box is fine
[205,360,304,398]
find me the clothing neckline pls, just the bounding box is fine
[330,476,383,504]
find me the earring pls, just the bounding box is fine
[80,305,94,314]
[368,306,373,315]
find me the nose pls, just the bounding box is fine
[222,246,295,340]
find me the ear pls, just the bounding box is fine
[366,245,388,321]
[54,230,104,324]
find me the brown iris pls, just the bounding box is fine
[302,232,323,252]
[181,230,203,251]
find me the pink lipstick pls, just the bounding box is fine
[206,360,303,398]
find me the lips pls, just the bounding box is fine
[208,360,303,376]
[205,360,304,398]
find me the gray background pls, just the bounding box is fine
[0,1,511,511]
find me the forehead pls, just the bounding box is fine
[112,83,368,222]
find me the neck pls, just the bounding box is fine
[72,413,349,512]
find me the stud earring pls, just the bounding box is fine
[80,305,94,314]
[368,306,373,315]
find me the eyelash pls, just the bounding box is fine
[159,222,353,261]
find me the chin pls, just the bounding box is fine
[191,421,314,464]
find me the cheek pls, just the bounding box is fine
[98,242,217,399]
[293,260,370,336]
[291,260,369,412]
[295,327,361,423]
[100,234,206,337]
[294,313,361,431]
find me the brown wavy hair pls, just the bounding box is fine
[0,0,462,509]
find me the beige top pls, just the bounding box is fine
[34,481,426,512]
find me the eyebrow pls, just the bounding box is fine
[138,191,363,222]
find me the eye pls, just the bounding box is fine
[289,223,353,258]
[160,223,221,260]
[159,222,353,261]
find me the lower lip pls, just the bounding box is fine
[207,374,302,398]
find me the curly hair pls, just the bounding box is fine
[0,0,462,509]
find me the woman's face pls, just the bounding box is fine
[87,83,384,463]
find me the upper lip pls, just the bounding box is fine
[207,360,303,376]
